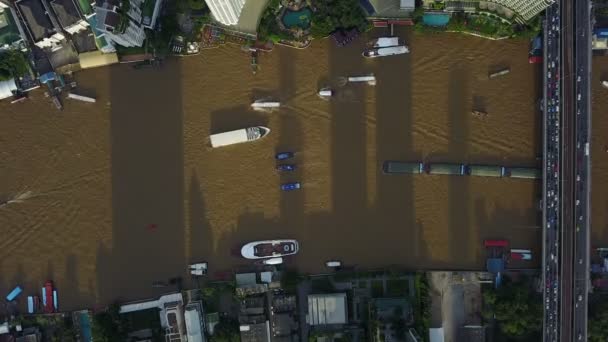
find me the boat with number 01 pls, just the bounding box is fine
[241,240,299,259]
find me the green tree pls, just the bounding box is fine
[210,318,240,342]
[187,0,206,10]
[589,295,608,342]
[0,50,29,80]
[483,278,542,339]
[310,0,368,38]
[91,304,127,342]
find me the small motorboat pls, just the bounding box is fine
[472,110,487,118]
[318,88,333,97]
[281,182,301,191]
[263,257,284,265]
[275,151,294,160]
[276,164,296,171]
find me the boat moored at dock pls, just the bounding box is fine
[363,37,409,58]
[210,126,270,148]
[67,93,96,103]
[6,286,22,302]
[241,240,299,259]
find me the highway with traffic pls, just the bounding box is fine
[572,0,591,339]
[542,3,562,341]
[542,0,591,341]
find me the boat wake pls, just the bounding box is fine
[0,190,34,209]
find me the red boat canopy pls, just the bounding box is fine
[529,56,543,64]
[484,239,508,247]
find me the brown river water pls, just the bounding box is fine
[0,28,543,310]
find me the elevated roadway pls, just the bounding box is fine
[542,0,591,341]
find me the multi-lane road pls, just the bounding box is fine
[572,0,591,339]
[542,0,591,341]
[542,3,562,341]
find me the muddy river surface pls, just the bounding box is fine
[0,29,543,309]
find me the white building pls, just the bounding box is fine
[204,0,246,26]
[445,0,554,22]
[488,0,554,21]
[94,0,145,48]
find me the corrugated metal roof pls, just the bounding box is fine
[307,293,347,325]
[78,50,117,69]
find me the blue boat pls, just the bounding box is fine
[6,286,22,301]
[53,290,58,311]
[281,182,301,191]
[276,164,296,171]
[275,151,294,160]
[27,296,34,313]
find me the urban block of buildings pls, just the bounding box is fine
[424,0,554,23]
[204,0,246,26]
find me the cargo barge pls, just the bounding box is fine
[383,161,424,174]
[383,161,540,179]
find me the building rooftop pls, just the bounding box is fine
[307,293,348,326]
[429,327,444,342]
[239,321,270,342]
[50,0,82,29]
[368,0,415,18]
[16,0,55,42]
[0,8,24,48]
[184,302,205,342]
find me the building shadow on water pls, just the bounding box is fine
[96,59,186,305]
[209,106,268,134]
[447,65,472,265]
[371,26,426,268]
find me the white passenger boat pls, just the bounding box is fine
[251,99,281,109]
[241,240,299,259]
[347,74,376,85]
[210,126,270,148]
[602,80,608,89]
[363,37,409,58]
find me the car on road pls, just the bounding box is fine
[281,182,301,191]
[275,151,294,160]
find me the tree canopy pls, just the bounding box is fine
[482,278,542,339]
[589,295,608,342]
[0,50,29,81]
[91,304,128,342]
[310,0,368,38]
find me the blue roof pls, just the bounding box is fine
[6,286,22,301]
[595,28,608,37]
[39,71,57,84]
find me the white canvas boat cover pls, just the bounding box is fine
[377,46,409,56]
[0,78,17,100]
[375,37,399,47]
